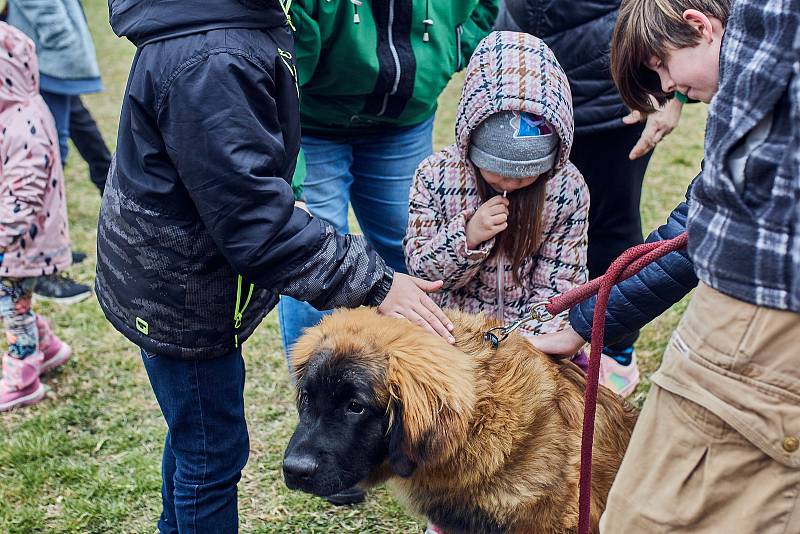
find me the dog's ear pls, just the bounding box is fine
[387,399,417,477]
[385,344,475,472]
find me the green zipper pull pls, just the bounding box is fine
[234,275,255,347]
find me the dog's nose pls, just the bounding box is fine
[283,454,319,482]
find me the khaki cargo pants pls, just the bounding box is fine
[601,283,800,533]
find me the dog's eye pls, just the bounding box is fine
[346,401,364,415]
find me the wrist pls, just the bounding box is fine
[466,235,481,250]
[366,266,395,307]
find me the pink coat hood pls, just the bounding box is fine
[0,22,71,277]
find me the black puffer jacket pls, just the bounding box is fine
[494,0,628,134]
[96,0,392,360]
[569,178,700,344]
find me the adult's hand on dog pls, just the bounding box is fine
[529,326,586,358]
[466,195,509,249]
[623,97,684,160]
[378,274,456,343]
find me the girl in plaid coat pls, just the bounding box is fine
[405,31,589,338]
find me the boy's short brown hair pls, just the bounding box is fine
[611,0,731,113]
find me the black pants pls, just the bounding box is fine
[69,97,110,194]
[570,123,653,351]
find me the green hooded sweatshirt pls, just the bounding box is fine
[289,0,498,196]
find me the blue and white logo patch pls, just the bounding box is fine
[510,112,552,138]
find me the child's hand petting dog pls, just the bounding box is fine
[378,274,455,344]
[466,195,509,249]
[529,325,587,358]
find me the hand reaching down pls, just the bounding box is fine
[378,273,455,343]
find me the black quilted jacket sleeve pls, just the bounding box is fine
[569,177,699,344]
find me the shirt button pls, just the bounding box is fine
[783,437,799,453]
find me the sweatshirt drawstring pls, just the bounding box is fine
[351,0,362,24]
[349,0,434,43]
[422,0,433,42]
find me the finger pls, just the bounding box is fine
[628,136,655,160]
[405,308,454,342]
[486,195,508,208]
[488,205,509,217]
[412,277,444,293]
[622,110,642,124]
[415,299,456,341]
[490,213,508,224]
[418,293,455,333]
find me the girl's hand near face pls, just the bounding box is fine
[465,195,509,249]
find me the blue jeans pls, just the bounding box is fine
[141,348,249,533]
[41,91,72,163]
[278,116,434,360]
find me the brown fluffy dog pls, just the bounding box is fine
[283,308,638,534]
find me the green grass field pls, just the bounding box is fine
[0,1,706,532]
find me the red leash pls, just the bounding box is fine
[542,232,689,533]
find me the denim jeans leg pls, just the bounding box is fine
[159,431,178,534]
[141,348,249,534]
[40,91,72,163]
[350,115,434,272]
[277,137,354,360]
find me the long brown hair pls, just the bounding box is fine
[476,173,547,286]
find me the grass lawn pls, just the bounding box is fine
[0,1,706,532]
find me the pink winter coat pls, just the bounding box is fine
[404,31,589,336]
[0,22,71,278]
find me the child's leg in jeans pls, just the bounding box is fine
[0,278,45,410]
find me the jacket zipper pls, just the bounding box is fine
[234,274,255,348]
[279,0,296,31]
[378,0,402,116]
[455,24,463,70]
[496,256,505,323]
[277,48,299,96]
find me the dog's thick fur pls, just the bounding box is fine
[283,308,638,534]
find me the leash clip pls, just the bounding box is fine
[483,301,553,348]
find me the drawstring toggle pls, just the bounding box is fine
[422,18,433,42]
[351,0,363,24]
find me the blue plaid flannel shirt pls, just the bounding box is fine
[687,0,800,312]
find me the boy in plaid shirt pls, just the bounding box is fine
[533,0,799,531]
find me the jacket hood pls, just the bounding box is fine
[0,23,39,114]
[109,0,289,47]
[456,31,574,176]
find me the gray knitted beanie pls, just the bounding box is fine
[469,111,559,178]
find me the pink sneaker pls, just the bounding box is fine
[0,352,46,411]
[36,315,72,375]
[599,351,640,398]
[425,523,445,534]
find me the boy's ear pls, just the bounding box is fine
[682,9,716,42]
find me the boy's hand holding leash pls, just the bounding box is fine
[466,195,509,249]
[379,274,455,344]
